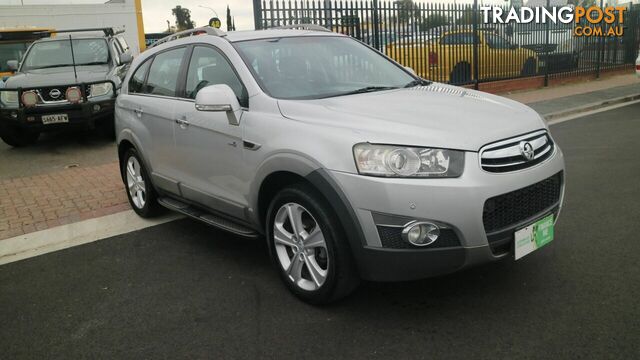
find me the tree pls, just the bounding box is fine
[227,5,232,31]
[172,5,195,31]
[395,0,415,23]
[456,8,482,25]
[420,13,449,31]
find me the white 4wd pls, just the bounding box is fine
[116,26,565,304]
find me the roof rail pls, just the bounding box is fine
[35,27,125,37]
[150,26,226,48]
[273,24,331,32]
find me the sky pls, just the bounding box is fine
[0,0,517,33]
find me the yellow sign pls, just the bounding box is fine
[209,17,222,29]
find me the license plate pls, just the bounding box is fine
[42,114,69,125]
[514,214,554,260]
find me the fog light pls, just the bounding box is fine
[21,91,38,107]
[26,116,35,122]
[402,221,440,246]
[93,104,101,112]
[66,87,82,103]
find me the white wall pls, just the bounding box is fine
[0,0,142,55]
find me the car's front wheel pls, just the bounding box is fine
[121,148,160,217]
[266,183,359,304]
[0,123,40,147]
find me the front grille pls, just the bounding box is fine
[37,86,71,102]
[483,171,563,234]
[480,130,554,173]
[377,225,461,249]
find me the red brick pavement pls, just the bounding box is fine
[0,162,129,240]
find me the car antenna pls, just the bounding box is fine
[68,34,79,84]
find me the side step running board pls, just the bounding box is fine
[158,197,259,238]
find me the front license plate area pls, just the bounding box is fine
[42,114,69,125]
[514,214,554,260]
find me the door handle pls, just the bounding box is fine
[175,116,189,128]
[134,108,143,118]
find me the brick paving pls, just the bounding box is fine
[0,162,129,240]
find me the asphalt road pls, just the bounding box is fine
[1,103,639,359]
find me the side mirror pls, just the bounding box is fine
[195,84,241,125]
[404,66,416,75]
[119,52,133,65]
[7,60,18,72]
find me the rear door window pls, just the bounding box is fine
[144,47,186,97]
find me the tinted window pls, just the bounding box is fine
[441,33,476,45]
[128,58,151,93]
[484,34,513,49]
[185,46,246,104]
[145,47,185,97]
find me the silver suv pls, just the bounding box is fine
[116,26,565,304]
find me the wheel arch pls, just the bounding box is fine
[254,163,367,276]
[116,129,152,183]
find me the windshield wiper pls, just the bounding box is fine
[404,78,432,88]
[31,64,76,69]
[334,86,399,97]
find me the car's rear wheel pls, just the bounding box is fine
[122,148,160,217]
[0,123,40,147]
[521,58,537,76]
[266,183,359,304]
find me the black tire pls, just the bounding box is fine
[521,58,537,77]
[450,63,472,85]
[266,183,360,304]
[0,123,40,147]
[98,116,116,140]
[121,147,160,218]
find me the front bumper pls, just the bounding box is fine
[0,99,115,132]
[329,148,565,281]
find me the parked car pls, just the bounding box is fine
[0,28,132,147]
[386,30,539,84]
[117,25,565,304]
[503,23,581,73]
[636,50,640,77]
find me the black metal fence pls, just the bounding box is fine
[254,1,640,88]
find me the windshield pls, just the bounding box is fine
[234,36,415,100]
[0,42,29,72]
[22,38,109,71]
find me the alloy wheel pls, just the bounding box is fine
[126,156,147,209]
[273,202,329,291]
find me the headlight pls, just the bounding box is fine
[353,143,464,178]
[0,90,19,108]
[88,82,113,99]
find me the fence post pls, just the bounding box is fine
[253,0,263,30]
[372,0,380,50]
[596,0,604,78]
[472,0,479,90]
[544,0,550,87]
